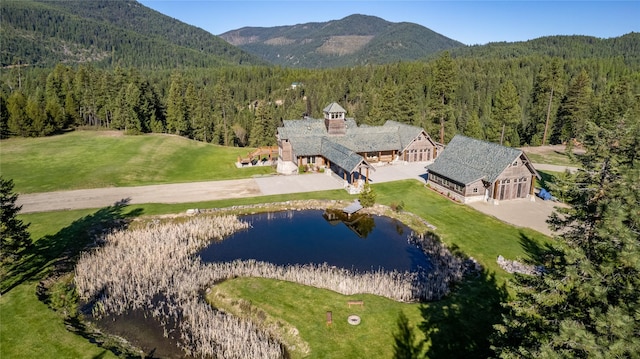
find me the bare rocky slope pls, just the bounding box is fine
[219,14,465,68]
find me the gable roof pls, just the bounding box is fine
[320,138,372,173]
[426,135,535,185]
[384,120,433,150]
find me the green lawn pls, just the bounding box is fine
[374,180,548,278]
[209,277,426,359]
[1,132,553,358]
[0,130,274,193]
[2,181,550,358]
[0,282,118,359]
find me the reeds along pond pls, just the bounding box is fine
[74,214,466,358]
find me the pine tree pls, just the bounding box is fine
[7,91,29,137]
[526,58,563,145]
[463,112,484,139]
[358,182,376,208]
[214,80,233,146]
[430,51,456,143]
[0,177,31,263]
[123,82,144,134]
[190,89,214,142]
[493,113,640,358]
[166,71,189,135]
[0,93,9,139]
[490,80,522,146]
[367,83,398,125]
[552,69,593,144]
[249,102,274,147]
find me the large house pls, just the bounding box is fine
[276,102,439,189]
[426,135,540,204]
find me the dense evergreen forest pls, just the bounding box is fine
[2,0,638,149]
[2,51,638,148]
[1,0,266,68]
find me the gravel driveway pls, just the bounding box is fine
[16,161,562,236]
[17,162,430,213]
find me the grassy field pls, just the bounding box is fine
[1,181,550,358]
[1,131,553,358]
[521,146,580,167]
[0,130,274,193]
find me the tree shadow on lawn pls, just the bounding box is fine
[417,270,509,359]
[519,232,564,268]
[1,198,143,294]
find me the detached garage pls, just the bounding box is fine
[425,135,540,204]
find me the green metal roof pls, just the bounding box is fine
[426,135,526,185]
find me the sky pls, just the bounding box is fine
[138,0,639,46]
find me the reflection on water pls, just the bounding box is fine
[199,209,432,273]
[95,210,433,358]
[322,208,376,238]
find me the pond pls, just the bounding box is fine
[93,209,436,359]
[199,209,432,273]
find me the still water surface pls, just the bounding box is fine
[199,209,432,272]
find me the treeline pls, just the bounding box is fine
[449,33,640,65]
[1,54,638,147]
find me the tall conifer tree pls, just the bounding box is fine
[490,80,522,146]
[552,69,593,144]
[493,112,640,358]
[0,177,31,263]
[430,51,456,143]
[166,72,189,135]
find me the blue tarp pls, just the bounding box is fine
[538,188,553,201]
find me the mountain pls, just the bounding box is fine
[0,0,267,68]
[449,33,640,64]
[219,14,465,68]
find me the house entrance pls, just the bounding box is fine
[498,178,529,200]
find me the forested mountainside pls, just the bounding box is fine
[1,0,638,149]
[449,33,640,64]
[0,0,266,68]
[220,14,465,68]
[3,53,638,149]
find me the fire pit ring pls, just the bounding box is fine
[347,315,361,325]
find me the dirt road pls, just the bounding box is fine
[16,161,564,236]
[17,162,430,214]
[16,179,262,213]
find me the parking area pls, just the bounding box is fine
[468,198,566,237]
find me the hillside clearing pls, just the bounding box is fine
[0,131,274,194]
